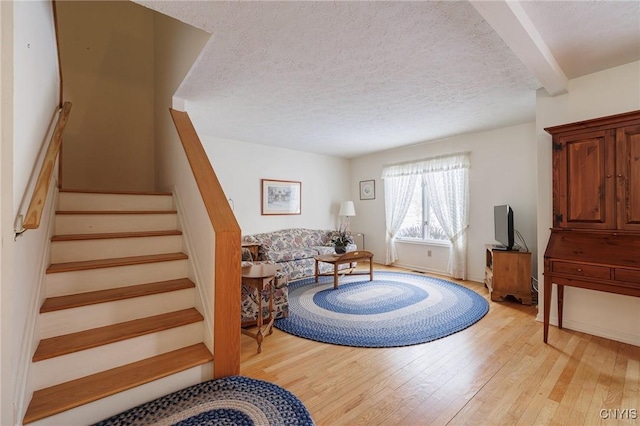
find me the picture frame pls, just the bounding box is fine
[359,180,375,200]
[261,179,302,215]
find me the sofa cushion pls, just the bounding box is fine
[313,245,336,256]
[266,247,318,263]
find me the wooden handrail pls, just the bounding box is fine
[22,102,72,230]
[169,108,241,379]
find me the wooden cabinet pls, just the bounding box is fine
[485,245,532,305]
[548,113,640,230]
[543,110,640,343]
[617,124,640,231]
[552,129,615,229]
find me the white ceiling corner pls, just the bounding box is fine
[470,0,568,96]
[136,0,640,159]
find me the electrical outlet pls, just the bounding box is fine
[427,250,432,257]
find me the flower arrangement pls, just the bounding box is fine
[331,224,354,247]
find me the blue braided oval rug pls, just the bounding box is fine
[93,376,314,426]
[275,271,489,347]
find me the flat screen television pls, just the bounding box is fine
[493,204,515,250]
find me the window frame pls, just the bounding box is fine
[395,179,450,246]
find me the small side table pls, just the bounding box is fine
[241,242,261,260]
[241,264,279,353]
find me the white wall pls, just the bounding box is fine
[153,13,209,192]
[10,1,61,422]
[196,134,351,236]
[152,12,212,349]
[152,12,209,195]
[13,1,59,218]
[350,122,538,283]
[536,60,640,345]
[0,2,14,424]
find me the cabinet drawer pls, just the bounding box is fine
[551,261,611,279]
[614,268,640,285]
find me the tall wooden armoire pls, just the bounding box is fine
[543,110,640,343]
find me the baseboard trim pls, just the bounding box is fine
[535,314,640,346]
[392,262,449,278]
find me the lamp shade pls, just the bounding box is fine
[339,201,356,217]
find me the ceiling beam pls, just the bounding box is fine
[470,0,568,96]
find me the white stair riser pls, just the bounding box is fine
[58,192,173,211]
[40,288,196,338]
[29,363,213,426]
[45,260,189,297]
[55,213,177,234]
[32,322,204,389]
[50,235,183,263]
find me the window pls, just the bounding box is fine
[381,152,469,278]
[396,179,448,242]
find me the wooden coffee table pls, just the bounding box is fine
[315,250,374,289]
[241,264,280,353]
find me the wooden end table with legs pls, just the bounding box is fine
[241,264,280,353]
[315,250,374,289]
[241,242,261,260]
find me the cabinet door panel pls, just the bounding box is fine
[617,125,640,230]
[555,131,616,229]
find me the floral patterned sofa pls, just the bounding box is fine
[243,228,356,281]
[240,228,356,324]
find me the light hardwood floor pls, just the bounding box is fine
[241,266,640,425]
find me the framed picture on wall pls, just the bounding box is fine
[359,180,375,200]
[261,179,302,215]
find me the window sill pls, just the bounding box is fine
[396,238,451,248]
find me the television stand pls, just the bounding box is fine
[485,245,533,305]
[491,244,521,251]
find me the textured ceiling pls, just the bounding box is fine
[136,1,640,158]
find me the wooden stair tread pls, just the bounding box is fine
[46,252,188,274]
[33,308,203,361]
[40,278,195,313]
[51,230,182,241]
[23,343,213,424]
[59,189,173,196]
[56,210,177,215]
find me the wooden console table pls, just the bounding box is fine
[315,250,374,289]
[543,230,640,343]
[241,264,279,353]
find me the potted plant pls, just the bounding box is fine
[331,225,354,254]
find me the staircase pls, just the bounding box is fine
[24,190,213,425]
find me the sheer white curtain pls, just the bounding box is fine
[381,174,417,265]
[382,153,470,277]
[423,154,470,279]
